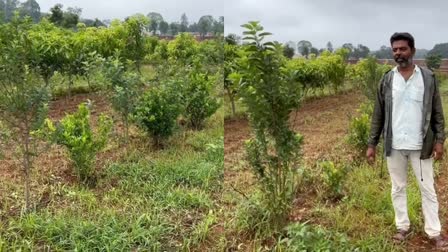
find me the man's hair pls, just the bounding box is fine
[390,32,415,49]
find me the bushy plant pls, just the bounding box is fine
[42,103,112,185]
[167,32,198,65]
[319,161,349,199]
[182,69,220,130]
[348,56,392,102]
[276,222,354,251]
[347,102,373,157]
[133,85,182,147]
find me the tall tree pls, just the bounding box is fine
[342,43,354,57]
[19,0,40,22]
[49,3,63,26]
[283,44,295,59]
[169,22,179,36]
[198,15,214,38]
[4,0,19,22]
[353,44,370,59]
[373,45,392,59]
[180,13,188,32]
[212,16,223,35]
[188,22,198,32]
[297,40,312,58]
[62,6,81,28]
[426,54,443,70]
[123,14,150,73]
[326,41,333,52]
[428,43,448,58]
[0,0,5,23]
[159,20,168,35]
[147,12,163,34]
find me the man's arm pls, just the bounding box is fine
[368,75,386,147]
[431,75,445,144]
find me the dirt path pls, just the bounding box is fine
[224,90,364,171]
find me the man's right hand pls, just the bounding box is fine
[366,146,376,165]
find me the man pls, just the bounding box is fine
[366,32,447,249]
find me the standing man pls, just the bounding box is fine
[367,32,447,249]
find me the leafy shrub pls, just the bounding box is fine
[347,102,373,157]
[182,70,220,129]
[276,222,354,251]
[133,86,182,147]
[43,103,112,185]
[319,161,349,199]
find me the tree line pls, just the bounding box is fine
[0,1,224,37]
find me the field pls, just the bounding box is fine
[220,78,448,251]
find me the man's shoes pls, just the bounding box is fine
[393,229,411,243]
[430,235,448,250]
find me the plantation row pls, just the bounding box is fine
[222,21,396,244]
[0,15,223,213]
[226,34,391,118]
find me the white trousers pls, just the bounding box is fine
[386,149,441,237]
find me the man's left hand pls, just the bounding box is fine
[432,142,444,161]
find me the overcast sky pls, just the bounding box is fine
[224,0,447,50]
[36,0,223,24]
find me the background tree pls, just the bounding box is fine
[18,0,40,23]
[147,12,163,34]
[283,43,295,59]
[372,45,392,59]
[169,22,179,35]
[62,6,81,29]
[198,15,213,38]
[0,0,5,23]
[426,54,442,70]
[310,47,319,56]
[159,20,168,35]
[353,44,370,59]
[428,43,448,58]
[188,22,198,32]
[326,41,333,52]
[0,17,50,211]
[212,16,224,35]
[123,14,150,73]
[4,0,19,22]
[180,13,188,32]
[297,40,312,58]
[49,3,63,26]
[225,33,240,45]
[342,43,354,58]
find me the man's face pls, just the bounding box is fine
[392,40,415,68]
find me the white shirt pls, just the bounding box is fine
[391,65,424,150]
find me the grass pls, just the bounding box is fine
[0,65,223,251]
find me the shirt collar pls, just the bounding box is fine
[393,64,420,74]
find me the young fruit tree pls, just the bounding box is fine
[234,21,303,227]
[0,17,51,211]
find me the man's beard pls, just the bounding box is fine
[395,56,412,68]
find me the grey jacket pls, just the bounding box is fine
[368,66,445,159]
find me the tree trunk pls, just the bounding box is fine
[226,88,236,117]
[22,126,31,212]
[68,74,73,98]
